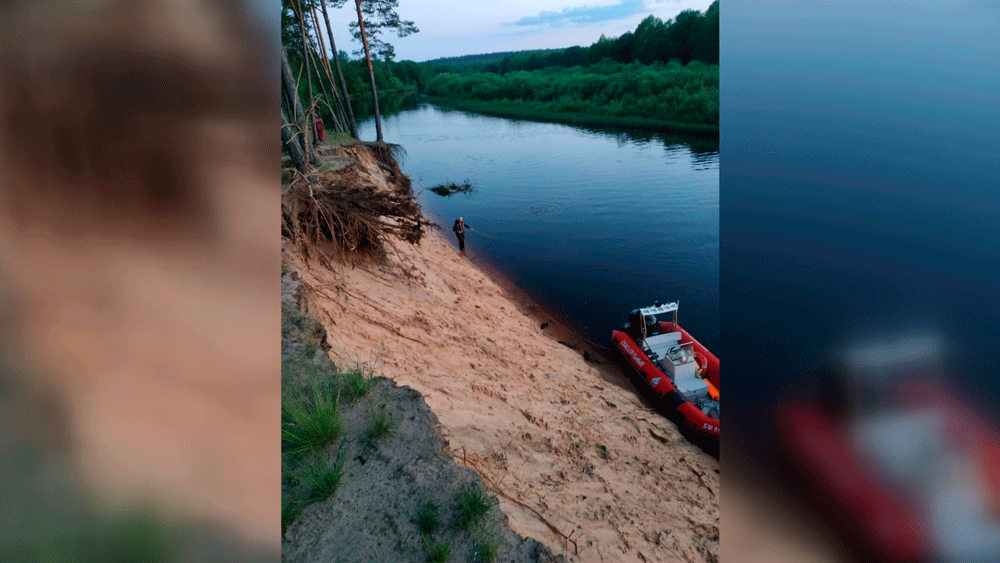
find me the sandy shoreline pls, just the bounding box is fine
[283,147,719,563]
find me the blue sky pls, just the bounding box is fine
[310,0,714,62]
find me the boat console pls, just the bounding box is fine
[642,332,709,403]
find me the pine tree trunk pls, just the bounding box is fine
[291,0,317,147]
[355,0,383,143]
[322,0,358,139]
[282,109,308,173]
[308,2,348,134]
[281,47,316,166]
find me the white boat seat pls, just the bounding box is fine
[676,376,710,403]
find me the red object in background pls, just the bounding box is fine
[314,116,324,142]
[777,402,928,563]
[778,383,1000,563]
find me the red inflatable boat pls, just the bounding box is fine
[777,333,1000,563]
[611,302,720,443]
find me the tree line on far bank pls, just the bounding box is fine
[426,60,718,131]
[419,4,719,132]
[426,2,719,74]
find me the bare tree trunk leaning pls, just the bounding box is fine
[308,2,348,134]
[291,0,317,148]
[354,0,383,143]
[282,109,308,173]
[281,47,316,166]
[304,29,346,135]
[280,47,306,142]
[322,0,358,139]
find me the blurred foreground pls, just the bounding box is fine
[0,0,278,559]
[725,330,1000,563]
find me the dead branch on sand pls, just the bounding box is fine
[460,448,580,557]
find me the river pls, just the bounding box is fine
[358,103,719,353]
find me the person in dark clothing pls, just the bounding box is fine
[452,217,473,252]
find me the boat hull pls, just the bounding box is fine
[611,325,720,442]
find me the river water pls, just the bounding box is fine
[358,103,719,353]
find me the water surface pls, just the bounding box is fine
[358,104,719,352]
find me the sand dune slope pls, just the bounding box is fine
[283,147,718,563]
[285,229,718,563]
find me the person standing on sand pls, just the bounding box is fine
[452,217,473,252]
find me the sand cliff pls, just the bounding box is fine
[283,145,719,563]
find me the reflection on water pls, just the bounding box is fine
[358,103,719,352]
[352,91,422,122]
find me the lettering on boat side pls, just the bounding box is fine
[651,377,661,387]
[619,340,645,368]
[702,423,719,434]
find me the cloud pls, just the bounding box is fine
[513,0,647,28]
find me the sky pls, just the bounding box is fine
[302,0,715,62]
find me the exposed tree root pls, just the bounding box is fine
[281,147,424,269]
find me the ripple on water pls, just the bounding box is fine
[526,204,559,216]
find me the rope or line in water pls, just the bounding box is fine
[479,236,498,254]
[578,334,613,353]
[469,228,496,240]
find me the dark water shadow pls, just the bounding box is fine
[424,102,719,157]
[353,91,422,122]
[587,126,720,156]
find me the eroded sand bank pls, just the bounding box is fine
[284,148,719,563]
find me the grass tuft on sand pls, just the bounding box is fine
[475,538,498,563]
[426,541,452,563]
[343,369,372,400]
[366,404,395,442]
[306,449,347,503]
[456,486,493,531]
[413,500,440,536]
[282,385,341,459]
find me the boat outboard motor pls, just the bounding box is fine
[625,309,660,339]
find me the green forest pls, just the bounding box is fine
[282,0,718,139]
[425,59,718,133]
[423,3,718,133]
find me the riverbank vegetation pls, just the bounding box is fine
[426,59,718,133]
